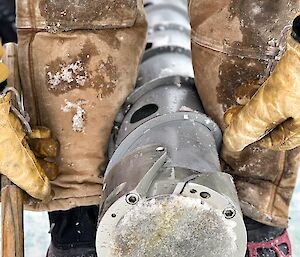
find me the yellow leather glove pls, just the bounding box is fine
[0,93,59,202]
[223,33,300,152]
[27,127,60,182]
[1,44,59,201]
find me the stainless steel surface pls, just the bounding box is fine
[144,0,188,10]
[98,148,246,256]
[96,1,247,256]
[147,24,191,50]
[108,112,221,172]
[145,0,191,50]
[115,77,204,146]
[136,46,194,87]
[145,4,190,31]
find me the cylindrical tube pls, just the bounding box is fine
[96,1,247,256]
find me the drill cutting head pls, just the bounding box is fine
[111,195,238,257]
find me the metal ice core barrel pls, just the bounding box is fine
[96,1,247,257]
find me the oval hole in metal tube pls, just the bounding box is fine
[144,2,153,8]
[130,104,159,123]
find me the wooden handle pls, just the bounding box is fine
[1,177,24,257]
[1,43,24,257]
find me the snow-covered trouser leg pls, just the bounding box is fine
[189,0,300,228]
[16,0,147,211]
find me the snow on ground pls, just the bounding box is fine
[23,212,50,256]
[0,211,50,256]
[0,175,299,257]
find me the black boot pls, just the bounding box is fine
[245,217,291,257]
[47,205,99,257]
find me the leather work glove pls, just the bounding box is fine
[0,93,60,201]
[0,45,59,201]
[223,18,300,152]
[27,127,60,181]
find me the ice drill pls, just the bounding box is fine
[96,1,247,256]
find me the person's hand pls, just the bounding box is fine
[1,44,59,201]
[0,93,60,201]
[223,32,300,152]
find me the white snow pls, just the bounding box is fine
[158,67,174,78]
[61,99,88,133]
[179,106,196,112]
[251,3,262,15]
[47,60,88,89]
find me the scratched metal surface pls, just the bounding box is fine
[0,175,298,257]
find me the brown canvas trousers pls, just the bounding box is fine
[17,0,147,211]
[17,0,299,228]
[189,0,300,227]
